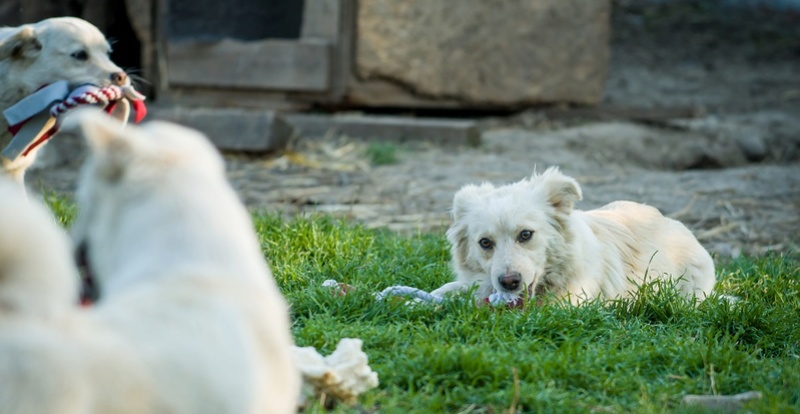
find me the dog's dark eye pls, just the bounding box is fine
[478,238,494,250]
[518,230,534,242]
[71,50,89,61]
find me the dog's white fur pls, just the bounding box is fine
[0,17,127,184]
[432,167,716,304]
[0,111,299,413]
[0,179,79,319]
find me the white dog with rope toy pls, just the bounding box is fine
[0,17,145,188]
[380,168,716,307]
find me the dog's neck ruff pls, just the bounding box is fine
[1,81,147,163]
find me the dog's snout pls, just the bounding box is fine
[498,272,522,291]
[110,71,128,86]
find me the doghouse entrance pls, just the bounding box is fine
[167,0,304,41]
[156,0,352,108]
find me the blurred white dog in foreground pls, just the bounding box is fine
[433,167,716,305]
[0,17,133,184]
[0,111,299,413]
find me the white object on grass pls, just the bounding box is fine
[374,285,444,304]
[487,291,521,306]
[321,279,340,288]
[293,338,379,406]
[325,279,520,306]
[377,284,522,307]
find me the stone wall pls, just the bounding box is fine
[354,0,611,107]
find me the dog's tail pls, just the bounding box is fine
[0,179,79,319]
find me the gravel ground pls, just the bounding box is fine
[26,2,800,257]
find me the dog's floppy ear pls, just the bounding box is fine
[62,109,138,182]
[0,26,42,60]
[534,167,582,214]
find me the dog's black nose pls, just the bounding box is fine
[498,272,522,291]
[110,71,128,86]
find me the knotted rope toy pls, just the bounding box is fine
[322,279,526,309]
[2,80,146,163]
[375,284,524,308]
[374,285,445,304]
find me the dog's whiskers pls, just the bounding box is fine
[126,72,150,89]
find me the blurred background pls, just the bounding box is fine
[3,0,799,256]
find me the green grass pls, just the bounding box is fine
[365,142,400,166]
[254,213,799,413]
[49,200,799,413]
[43,191,77,227]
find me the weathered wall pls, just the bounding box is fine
[355,0,611,107]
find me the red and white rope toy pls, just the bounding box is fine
[50,84,146,121]
[2,81,147,163]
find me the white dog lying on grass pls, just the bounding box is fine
[0,17,135,185]
[432,167,716,305]
[0,111,299,413]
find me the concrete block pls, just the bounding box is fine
[150,106,295,152]
[355,0,611,107]
[286,113,480,146]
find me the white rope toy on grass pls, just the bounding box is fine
[377,284,524,307]
[374,285,445,304]
[322,279,446,304]
[375,284,523,307]
[323,279,524,308]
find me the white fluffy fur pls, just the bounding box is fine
[0,17,128,184]
[0,180,78,318]
[0,111,299,413]
[432,167,716,304]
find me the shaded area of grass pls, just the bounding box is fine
[255,213,799,413]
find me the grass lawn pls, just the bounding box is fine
[255,213,799,414]
[48,199,799,413]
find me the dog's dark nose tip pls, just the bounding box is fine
[110,71,128,86]
[498,272,522,291]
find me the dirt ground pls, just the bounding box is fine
[28,2,800,257]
